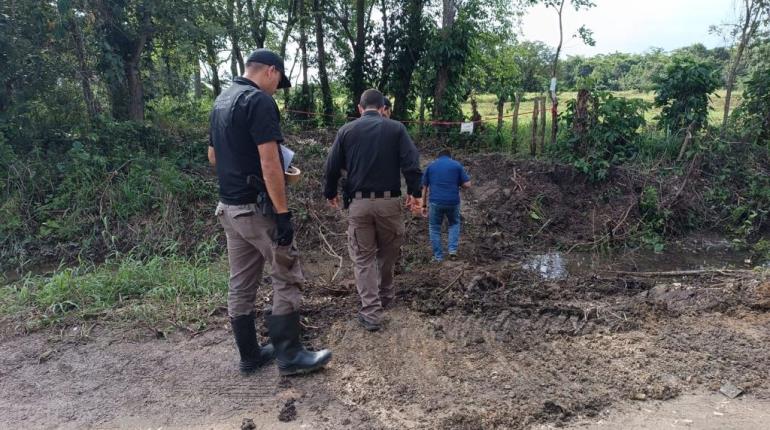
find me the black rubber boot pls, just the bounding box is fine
[231,312,275,374]
[268,312,332,376]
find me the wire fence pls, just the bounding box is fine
[281,101,557,156]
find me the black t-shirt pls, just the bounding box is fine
[323,111,422,199]
[209,77,284,205]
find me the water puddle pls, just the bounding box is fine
[524,235,764,280]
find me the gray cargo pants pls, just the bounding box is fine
[216,202,304,318]
[347,196,405,324]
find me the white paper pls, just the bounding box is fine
[280,145,294,172]
[460,122,474,134]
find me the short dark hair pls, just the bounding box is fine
[438,148,452,158]
[245,62,268,71]
[359,89,384,110]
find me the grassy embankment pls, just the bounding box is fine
[0,90,757,332]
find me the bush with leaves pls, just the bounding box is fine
[553,91,649,181]
[730,57,770,145]
[0,120,214,270]
[652,55,721,133]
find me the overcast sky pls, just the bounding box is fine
[520,0,738,57]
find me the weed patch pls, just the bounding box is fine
[1,256,228,331]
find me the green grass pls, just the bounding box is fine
[0,255,228,331]
[461,90,738,126]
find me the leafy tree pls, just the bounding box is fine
[732,49,770,144]
[429,0,514,121]
[653,55,721,133]
[386,0,430,120]
[717,0,768,132]
[511,41,553,92]
[473,33,522,133]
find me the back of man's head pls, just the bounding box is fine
[438,148,452,158]
[359,89,384,110]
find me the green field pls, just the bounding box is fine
[462,89,739,127]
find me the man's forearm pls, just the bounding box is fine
[263,164,288,213]
[404,171,423,197]
[208,146,216,167]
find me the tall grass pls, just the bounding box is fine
[1,255,228,330]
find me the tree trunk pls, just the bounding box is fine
[419,94,426,134]
[496,95,505,133]
[67,12,99,121]
[246,0,268,48]
[284,47,300,110]
[125,10,149,122]
[722,0,760,133]
[391,0,426,120]
[313,0,334,125]
[193,60,202,99]
[531,98,539,157]
[549,0,565,146]
[126,59,144,121]
[511,93,520,152]
[432,0,456,120]
[378,0,391,91]
[279,0,298,60]
[227,0,244,77]
[540,96,547,152]
[92,0,151,121]
[677,121,697,161]
[205,40,222,96]
[349,0,366,116]
[573,88,590,156]
[299,0,310,111]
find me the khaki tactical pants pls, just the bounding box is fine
[216,202,304,318]
[347,197,405,324]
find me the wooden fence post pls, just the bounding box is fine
[531,97,539,157]
[539,96,547,154]
[511,93,521,153]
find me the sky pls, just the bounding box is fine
[520,0,739,57]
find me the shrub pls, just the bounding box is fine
[554,91,649,181]
[652,55,721,133]
[730,58,770,145]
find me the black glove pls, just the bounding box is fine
[274,212,294,246]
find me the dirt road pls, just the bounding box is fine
[2,270,769,429]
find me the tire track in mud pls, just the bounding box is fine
[403,264,654,350]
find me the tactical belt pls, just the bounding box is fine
[353,190,401,199]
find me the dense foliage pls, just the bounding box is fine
[554,92,649,181]
[653,55,722,133]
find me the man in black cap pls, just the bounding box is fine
[209,48,331,376]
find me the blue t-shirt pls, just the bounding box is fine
[422,156,470,206]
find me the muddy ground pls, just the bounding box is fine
[2,138,770,429]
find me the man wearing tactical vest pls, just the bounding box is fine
[208,49,331,376]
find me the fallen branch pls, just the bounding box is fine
[602,269,751,277]
[531,218,552,240]
[439,269,465,295]
[318,226,343,282]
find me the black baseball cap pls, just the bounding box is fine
[246,49,291,89]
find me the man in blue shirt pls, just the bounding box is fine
[421,149,471,261]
